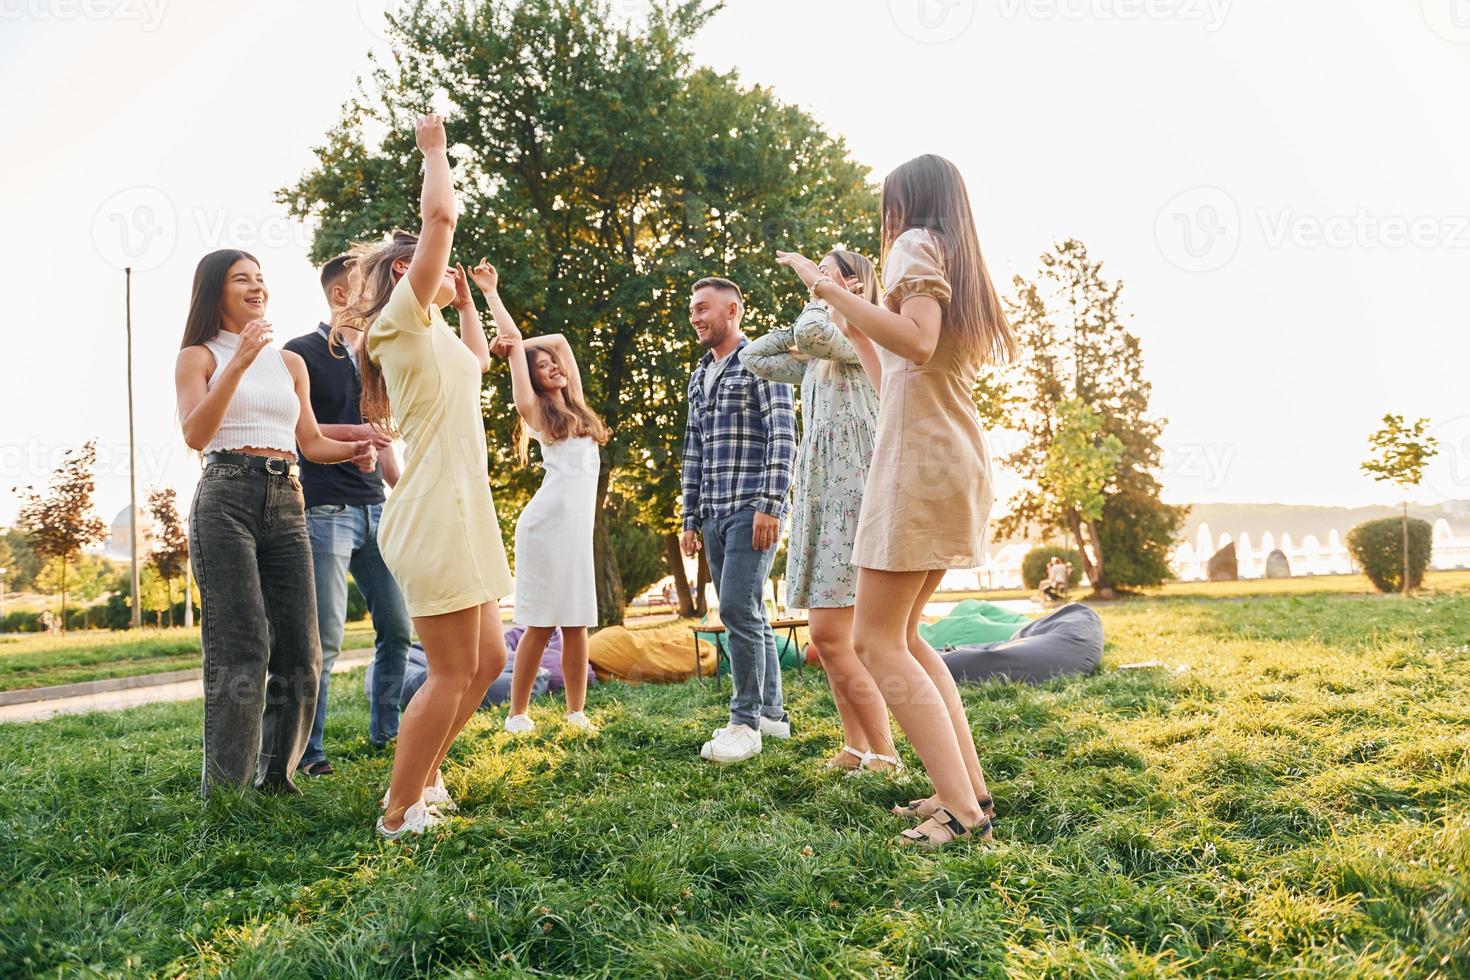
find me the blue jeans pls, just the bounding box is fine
[303,503,412,763]
[702,507,785,729]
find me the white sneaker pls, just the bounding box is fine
[376,799,440,839]
[422,770,457,812]
[701,723,762,763]
[565,711,597,733]
[504,713,535,733]
[759,715,791,739]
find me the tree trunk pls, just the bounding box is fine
[665,532,696,617]
[1068,512,1114,598]
[60,559,68,634]
[592,456,625,627]
[694,547,710,617]
[1085,519,1114,598]
[166,579,174,628]
[1402,500,1410,596]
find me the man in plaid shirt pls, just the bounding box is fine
[680,277,798,763]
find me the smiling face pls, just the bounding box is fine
[530,348,567,392]
[689,284,740,350]
[220,258,267,327]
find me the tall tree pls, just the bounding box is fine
[279,0,878,624]
[990,240,1186,595]
[13,441,109,630]
[147,488,189,627]
[1361,414,1438,596]
[0,529,42,593]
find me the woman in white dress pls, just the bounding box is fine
[471,260,610,733]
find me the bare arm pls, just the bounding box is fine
[449,264,491,373]
[502,337,548,434]
[405,114,456,311]
[175,319,274,451]
[284,353,377,469]
[379,443,401,488]
[816,281,942,367]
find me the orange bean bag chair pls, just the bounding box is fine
[589,622,718,683]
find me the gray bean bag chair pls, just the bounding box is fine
[367,644,552,711]
[942,603,1102,684]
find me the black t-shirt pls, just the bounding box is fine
[283,325,385,508]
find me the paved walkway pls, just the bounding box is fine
[0,597,1043,725]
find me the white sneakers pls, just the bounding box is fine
[376,799,440,839]
[504,713,535,733]
[565,711,598,733]
[701,723,762,763]
[422,770,457,812]
[759,715,791,739]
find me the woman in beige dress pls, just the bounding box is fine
[343,115,515,838]
[808,154,1015,848]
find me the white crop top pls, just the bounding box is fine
[201,330,300,455]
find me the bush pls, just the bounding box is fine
[346,578,369,621]
[1,610,42,633]
[611,518,666,603]
[1347,517,1431,593]
[1022,546,1084,590]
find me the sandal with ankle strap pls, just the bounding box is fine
[898,805,992,849]
[826,745,866,771]
[847,750,903,778]
[892,793,995,823]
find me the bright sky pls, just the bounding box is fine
[3,0,1468,530]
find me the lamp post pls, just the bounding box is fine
[126,266,141,629]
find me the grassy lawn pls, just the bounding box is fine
[1,591,1467,976]
[0,622,381,694]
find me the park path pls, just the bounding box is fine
[0,599,1038,725]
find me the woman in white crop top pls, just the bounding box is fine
[175,248,378,798]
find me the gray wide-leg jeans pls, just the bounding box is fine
[189,461,321,797]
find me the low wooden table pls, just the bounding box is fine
[692,618,807,683]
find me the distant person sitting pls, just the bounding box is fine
[1042,557,1071,602]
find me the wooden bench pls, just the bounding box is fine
[691,617,807,683]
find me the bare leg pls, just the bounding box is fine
[905,572,989,801]
[509,625,555,716]
[426,602,508,779]
[382,605,480,829]
[560,626,590,714]
[852,568,983,827]
[808,606,894,767]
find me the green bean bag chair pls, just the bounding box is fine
[695,619,802,677]
[917,599,1030,650]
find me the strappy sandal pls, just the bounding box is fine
[826,745,866,771]
[898,805,992,849]
[847,750,904,778]
[892,793,996,823]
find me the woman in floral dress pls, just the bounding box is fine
[740,249,898,774]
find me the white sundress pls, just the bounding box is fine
[512,431,601,627]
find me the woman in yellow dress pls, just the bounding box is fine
[808,154,1016,848]
[342,115,515,838]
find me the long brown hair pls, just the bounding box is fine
[880,154,1015,365]
[516,344,611,465]
[337,230,420,431]
[181,249,259,349]
[820,249,879,379]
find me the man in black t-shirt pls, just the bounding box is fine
[284,255,412,772]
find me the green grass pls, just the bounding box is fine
[2,590,1468,976]
[0,623,379,693]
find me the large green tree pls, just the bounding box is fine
[989,240,1186,595]
[280,0,878,624]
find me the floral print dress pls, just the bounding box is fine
[739,302,879,609]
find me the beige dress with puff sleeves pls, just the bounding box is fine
[851,228,994,571]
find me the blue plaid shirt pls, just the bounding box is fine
[681,337,798,531]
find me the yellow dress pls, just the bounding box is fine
[367,276,513,617]
[851,228,994,571]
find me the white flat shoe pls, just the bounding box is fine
[505,713,535,734]
[565,711,597,733]
[376,799,440,839]
[422,770,457,812]
[759,715,791,739]
[702,723,762,763]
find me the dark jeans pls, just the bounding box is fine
[302,502,411,761]
[702,507,785,729]
[190,462,321,796]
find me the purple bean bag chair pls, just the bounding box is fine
[504,625,598,692]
